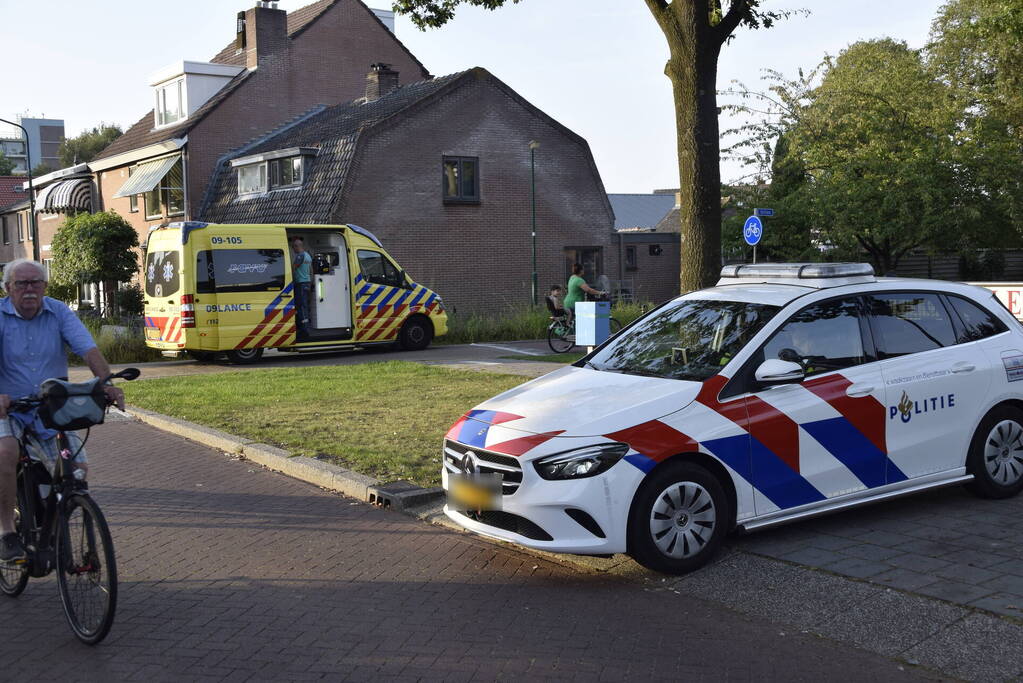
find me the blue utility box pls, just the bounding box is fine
[575,301,611,346]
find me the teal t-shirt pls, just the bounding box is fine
[293,251,311,283]
[564,274,586,311]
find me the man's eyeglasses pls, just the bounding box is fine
[12,279,46,290]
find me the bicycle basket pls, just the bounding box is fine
[37,378,107,431]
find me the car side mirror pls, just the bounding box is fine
[755,358,805,385]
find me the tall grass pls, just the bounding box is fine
[441,300,652,345]
[72,316,164,365]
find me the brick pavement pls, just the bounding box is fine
[0,419,927,681]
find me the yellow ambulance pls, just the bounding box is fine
[143,222,447,363]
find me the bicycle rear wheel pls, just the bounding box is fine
[1,481,30,597]
[547,322,575,353]
[57,494,117,645]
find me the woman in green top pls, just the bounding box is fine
[563,263,605,321]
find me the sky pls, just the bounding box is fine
[0,0,947,192]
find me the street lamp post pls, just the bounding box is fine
[0,117,40,262]
[529,140,540,306]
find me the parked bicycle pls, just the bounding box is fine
[0,367,140,645]
[545,293,622,353]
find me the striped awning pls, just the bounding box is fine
[114,155,180,198]
[36,178,94,214]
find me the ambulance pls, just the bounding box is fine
[443,263,1023,574]
[143,222,446,363]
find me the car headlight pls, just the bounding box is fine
[533,443,629,480]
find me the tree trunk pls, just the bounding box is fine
[646,0,733,293]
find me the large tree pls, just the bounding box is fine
[0,151,15,175]
[58,124,123,167]
[392,0,787,292]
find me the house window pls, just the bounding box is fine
[442,156,479,203]
[269,157,303,189]
[238,163,267,195]
[128,167,138,213]
[625,246,637,271]
[1,216,8,245]
[155,80,184,127]
[17,213,24,242]
[145,187,162,219]
[162,159,185,216]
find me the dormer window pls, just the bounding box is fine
[156,79,184,127]
[231,147,317,197]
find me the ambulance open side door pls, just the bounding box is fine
[308,231,352,336]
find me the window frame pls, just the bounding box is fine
[237,162,268,196]
[16,213,23,242]
[943,293,1009,344]
[625,245,638,271]
[356,249,405,288]
[269,156,304,190]
[155,79,185,128]
[128,166,139,213]
[1,215,8,245]
[442,155,480,204]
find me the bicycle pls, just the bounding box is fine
[546,293,622,353]
[0,367,140,645]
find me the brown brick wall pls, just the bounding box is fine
[185,0,428,216]
[336,74,614,315]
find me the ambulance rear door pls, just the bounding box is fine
[194,233,292,351]
[143,229,186,350]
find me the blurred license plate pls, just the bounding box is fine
[447,473,502,511]
[145,327,162,340]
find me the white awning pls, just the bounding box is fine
[34,178,94,214]
[113,155,180,198]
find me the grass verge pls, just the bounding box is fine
[501,352,585,364]
[125,361,529,488]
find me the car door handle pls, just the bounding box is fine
[846,383,874,398]
[951,362,976,374]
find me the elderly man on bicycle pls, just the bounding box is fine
[0,259,124,564]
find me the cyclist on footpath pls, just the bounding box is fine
[0,259,124,564]
[563,263,606,322]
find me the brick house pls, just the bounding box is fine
[607,191,681,304]
[199,66,615,315]
[82,0,427,268]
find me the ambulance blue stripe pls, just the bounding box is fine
[377,288,400,310]
[424,293,437,307]
[357,282,373,298]
[800,418,895,489]
[265,283,294,318]
[283,298,295,315]
[410,288,427,306]
[354,273,364,284]
[364,286,384,305]
[703,434,826,510]
[394,290,413,307]
[625,453,656,473]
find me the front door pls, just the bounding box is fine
[746,296,897,516]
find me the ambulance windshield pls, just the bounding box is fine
[587,299,779,381]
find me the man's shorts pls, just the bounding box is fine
[0,418,87,474]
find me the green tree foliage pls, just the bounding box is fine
[392,0,793,292]
[57,124,122,166]
[31,162,54,176]
[928,0,1023,227]
[0,151,16,175]
[725,39,1000,274]
[51,211,139,314]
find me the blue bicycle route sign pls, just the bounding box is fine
[743,215,763,246]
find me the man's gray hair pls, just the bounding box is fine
[3,258,47,290]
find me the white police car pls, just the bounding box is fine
[442,264,1023,574]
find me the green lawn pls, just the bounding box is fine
[125,361,529,488]
[502,352,585,363]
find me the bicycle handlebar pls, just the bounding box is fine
[6,367,141,413]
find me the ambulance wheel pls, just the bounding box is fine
[966,405,1023,499]
[398,317,433,351]
[627,461,728,575]
[226,348,264,365]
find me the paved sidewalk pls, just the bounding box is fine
[0,419,931,681]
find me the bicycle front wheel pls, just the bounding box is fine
[57,494,117,645]
[547,322,575,353]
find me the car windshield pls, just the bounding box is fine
[586,298,780,381]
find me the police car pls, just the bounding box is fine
[442,263,1023,574]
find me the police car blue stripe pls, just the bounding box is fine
[625,453,657,473]
[456,418,491,448]
[703,434,826,510]
[800,417,892,489]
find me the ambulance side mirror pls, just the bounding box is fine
[755,358,804,385]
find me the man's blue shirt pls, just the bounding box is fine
[0,296,96,399]
[293,251,311,283]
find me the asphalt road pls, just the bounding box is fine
[0,416,932,681]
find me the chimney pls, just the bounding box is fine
[244,2,288,70]
[365,63,400,102]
